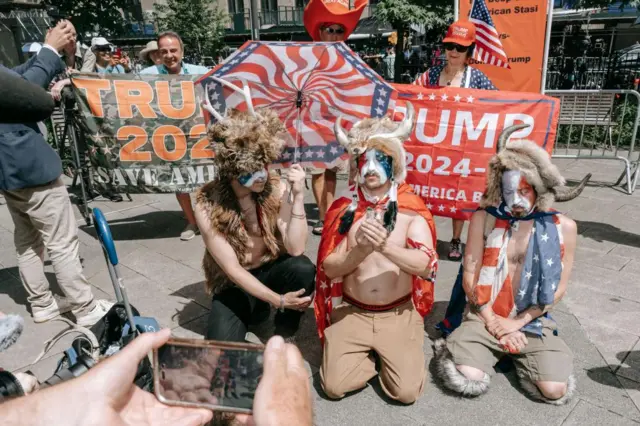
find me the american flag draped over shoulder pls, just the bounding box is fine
[469,0,511,69]
[475,206,564,336]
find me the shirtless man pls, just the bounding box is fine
[196,78,316,343]
[434,125,590,405]
[314,103,439,404]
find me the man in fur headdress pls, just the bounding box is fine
[433,124,590,405]
[195,78,316,343]
[314,103,438,404]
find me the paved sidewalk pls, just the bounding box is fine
[0,157,639,425]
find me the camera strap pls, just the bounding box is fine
[32,317,100,365]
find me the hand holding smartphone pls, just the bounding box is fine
[153,338,264,414]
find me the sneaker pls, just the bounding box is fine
[33,296,73,323]
[448,238,463,261]
[75,300,115,327]
[180,223,199,241]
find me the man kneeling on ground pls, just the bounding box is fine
[314,103,438,404]
[195,78,316,343]
[434,124,590,404]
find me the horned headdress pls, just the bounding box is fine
[480,123,591,212]
[201,77,286,180]
[333,102,415,234]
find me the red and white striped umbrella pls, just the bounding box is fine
[197,41,395,169]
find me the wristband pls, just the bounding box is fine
[279,294,285,312]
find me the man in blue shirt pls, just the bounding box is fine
[140,31,209,241]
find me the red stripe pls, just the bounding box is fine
[475,285,493,306]
[493,275,514,317]
[482,247,500,266]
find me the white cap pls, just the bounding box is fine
[91,37,112,50]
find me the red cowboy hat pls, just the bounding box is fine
[304,0,368,41]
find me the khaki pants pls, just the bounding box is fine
[2,178,95,316]
[447,313,573,383]
[320,299,426,404]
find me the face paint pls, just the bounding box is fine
[501,170,535,216]
[357,149,393,185]
[238,168,268,187]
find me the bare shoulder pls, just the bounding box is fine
[558,214,577,239]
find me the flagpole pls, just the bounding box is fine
[454,0,459,21]
[540,0,554,94]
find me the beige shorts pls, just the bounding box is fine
[446,312,573,383]
[306,158,349,176]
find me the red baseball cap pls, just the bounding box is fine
[443,20,476,47]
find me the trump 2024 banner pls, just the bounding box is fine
[71,74,214,193]
[392,84,559,220]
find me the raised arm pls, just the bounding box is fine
[361,213,435,278]
[322,236,372,280]
[277,165,308,256]
[195,203,281,308]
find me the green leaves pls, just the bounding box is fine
[153,0,229,57]
[43,0,129,37]
[373,0,452,28]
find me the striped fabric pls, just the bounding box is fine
[475,214,564,321]
[469,0,511,69]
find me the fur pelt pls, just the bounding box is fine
[433,339,491,397]
[196,174,284,295]
[339,117,410,184]
[209,108,286,180]
[0,314,23,352]
[517,370,576,405]
[480,139,565,212]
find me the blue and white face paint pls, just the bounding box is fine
[238,168,268,187]
[357,149,393,185]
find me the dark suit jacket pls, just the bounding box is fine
[0,47,65,191]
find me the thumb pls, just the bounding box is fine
[262,336,287,380]
[118,328,171,365]
[294,288,306,296]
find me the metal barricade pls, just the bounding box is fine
[546,90,640,195]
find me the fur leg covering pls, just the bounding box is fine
[517,370,576,405]
[434,338,490,397]
[0,314,24,352]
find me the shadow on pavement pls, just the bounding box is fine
[587,351,640,389]
[79,210,187,241]
[576,220,640,249]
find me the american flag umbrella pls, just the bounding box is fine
[197,41,395,169]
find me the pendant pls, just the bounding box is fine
[511,221,520,231]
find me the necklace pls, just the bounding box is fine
[443,66,464,86]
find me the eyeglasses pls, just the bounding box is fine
[322,26,345,35]
[444,43,469,53]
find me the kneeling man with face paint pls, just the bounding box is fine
[433,125,590,405]
[195,80,316,344]
[314,103,439,404]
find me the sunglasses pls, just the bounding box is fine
[323,26,345,34]
[444,43,469,53]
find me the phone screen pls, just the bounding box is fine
[154,338,264,413]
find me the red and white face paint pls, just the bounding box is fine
[501,170,536,217]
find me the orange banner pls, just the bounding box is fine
[392,84,559,219]
[459,0,549,93]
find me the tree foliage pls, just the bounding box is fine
[43,0,128,38]
[374,0,452,82]
[153,0,229,58]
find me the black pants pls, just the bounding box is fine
[206,255,316,342]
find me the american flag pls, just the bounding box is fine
[469,0,511,69]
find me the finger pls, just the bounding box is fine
[284,344,307,378]
[294,288,305,296]
[294,296,312,304]
[170,408,213,426]
[117,328,171,365]
[235,415,256,426]
[263,335,287,379]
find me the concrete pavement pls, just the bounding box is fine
[0,157,639,425]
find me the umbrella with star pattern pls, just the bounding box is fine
[197,41,396,169]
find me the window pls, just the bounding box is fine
[228,0,245,14]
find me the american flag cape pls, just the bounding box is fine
[314,183,438,342]
[469,0,511,69]
[475,205,564,335]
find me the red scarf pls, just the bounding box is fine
[314,183,438,342]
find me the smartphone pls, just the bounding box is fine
[153,337,264,414]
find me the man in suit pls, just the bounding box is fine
[0,20,112,327]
